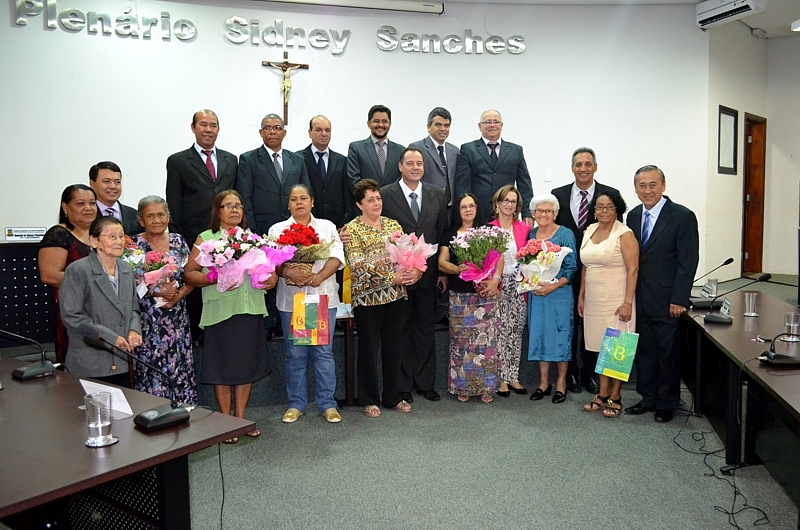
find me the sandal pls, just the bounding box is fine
[245,429,261,437]
[603,398,623,418]
[457,395,470,403]
[222,437,238,444]
[481,394,493,404]
[584,394,610,413]
[362,405,381,418]
[394,400,412,413]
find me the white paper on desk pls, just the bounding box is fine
[80,380,134,420]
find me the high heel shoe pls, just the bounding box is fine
[529,384,552,401]
[496,389,511,397]
[509,383,528,395]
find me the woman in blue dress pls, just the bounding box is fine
[526,193,577,404]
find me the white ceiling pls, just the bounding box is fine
[443,0,800,38]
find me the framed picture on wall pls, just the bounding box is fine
[718,105,738,175]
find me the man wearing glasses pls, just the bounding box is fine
[454,109,534,225]
[552,147,622,395]
[347,104,405,190]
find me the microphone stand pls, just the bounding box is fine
[84,336,190,432]
[759,332,800,367]
[690,258,734,310]
[703,274,771,325]
[1,329,56,381]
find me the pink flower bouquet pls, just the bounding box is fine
[385,231,438,272]
[142,251,180,307]
[515,239,573,293]
[450,226,510,284]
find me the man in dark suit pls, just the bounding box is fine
[455,109,535,225]
[552,147,623,394]
[624,165,698,423]
[90,161,140,236]
[380,148,448,402]
[347,104,404,190]
[298,115,351,228]
[166,109,238,247]
[409,107,459,208]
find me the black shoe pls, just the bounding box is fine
[585,377,600,394]
[625,402,656,415]
[496,389,511,397]
[509,384,528,395]
[529,384,552,401]
[400,392,414,403]
[552,390,566,404]
[567,375,583,394]
[417,389,441,401]
[654,410,674,423]
[271,327,283,338]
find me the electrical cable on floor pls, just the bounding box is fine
[218,441,225,530]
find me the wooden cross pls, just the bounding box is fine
[262,52,309,125]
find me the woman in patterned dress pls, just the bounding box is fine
[38,184,97,364]
[133,195,197,405]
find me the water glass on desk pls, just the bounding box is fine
[783,312,800,343]
[84,392,119,447]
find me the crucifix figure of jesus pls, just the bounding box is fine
[262,52,309,125]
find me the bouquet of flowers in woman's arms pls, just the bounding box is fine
[141,251,180,307]
[385,231,438,272]
[196,227,295,292]
[275,223,332,286]
[515,239,573,293]
[450,226,510,284]
[121,235,145,272]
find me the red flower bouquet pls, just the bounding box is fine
[275,223,332,286]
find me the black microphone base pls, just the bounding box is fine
[759,351,800,367]
[11,361,56,381]
[704,313,733,325]
[134,404,190,432]
[690,297,723,310]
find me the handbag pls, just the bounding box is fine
[594,320,639,382]
[290,291,330,346]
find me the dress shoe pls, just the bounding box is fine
[585,377,600,394]
[567,375,583,394]
[400,392,414,403]
[509,384,528,395]
[271,327,284,339]
[323,408,342,423]
[529,384,552,401]
[654,410,674,423]
[496,389,511,397]
[282,408,304,423]
[624,402,656,415]
[417,389,441,401]
[552,390,567,404]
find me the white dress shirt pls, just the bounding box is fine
[569,181,596,224]
[482,137,502,158]
[313,148,329,174]
[194,143,218,175]
[642,196,668,233]
[398,179,423,212]
[264,145,284,172]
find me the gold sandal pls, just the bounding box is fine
[584,394,610,413]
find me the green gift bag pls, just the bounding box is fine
[594,323,639,382]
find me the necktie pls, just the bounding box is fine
[577,190,589,230]
[488,142,498,164]
[377,141,386,176]
[104,207,116,219]
[273,152,283,183]
[409,192,420,222]
[316,151,326,181]
[642,210,652,249]
[438,145,451,204]
[202,150,216,181]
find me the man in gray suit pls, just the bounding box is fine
[409,107,459,208]
[455,109,535,225]
[347,104,404,190]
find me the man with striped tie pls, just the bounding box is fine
[552,147,622,395]
[90,161,140,236]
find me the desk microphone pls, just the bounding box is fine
[759,333,800,367]
[703,273,771,324]
[690,258,734,310]
[1,329,56,381]
[83,336,190,432]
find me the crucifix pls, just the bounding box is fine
[262,52,309,125]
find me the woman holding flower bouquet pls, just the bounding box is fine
[489,185,529,397]
[268,184,344,424]
[185,191,275,441]
[524,194,577,404]
[133,196,197,405]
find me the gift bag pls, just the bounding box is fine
[290,292,330,345]
[594,323,639,382]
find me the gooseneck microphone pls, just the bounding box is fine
[759,332,800,367]
[704,273,772,324]
[694,257,734,283]
[1,329,56,381]
[83,335,190,432]
[690,258,735,310]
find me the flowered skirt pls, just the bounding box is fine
[448,291,500,396]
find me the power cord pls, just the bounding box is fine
[218,441,226,530]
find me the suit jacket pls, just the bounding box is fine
[627,197,699,317]
[166,145,238,246]
[298,145,352,228]
[408,137,459,206]
[236,145,310,237]
[347,137,405,190]
[95,202,141,237]
[59,252,142,378]
[454,138,534,219]
[380,181,448,290]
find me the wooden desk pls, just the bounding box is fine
[0,357,254,529]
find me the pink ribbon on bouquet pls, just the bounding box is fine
[249,245,296,289]
[459,249,501,283]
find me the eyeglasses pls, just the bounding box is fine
[481,120,502,125]
[261,125,284,132]
[500,198,517,205]
[594,205,617,212]
[534,209,554,215]
[99,234,125,241]
[221,204,244,211]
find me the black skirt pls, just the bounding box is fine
[200,314,271,385]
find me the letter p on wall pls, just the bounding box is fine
[16,0,43,25]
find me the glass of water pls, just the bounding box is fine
[84,392,118,447]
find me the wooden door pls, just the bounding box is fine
[742,114,766,274]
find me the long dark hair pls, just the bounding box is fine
[448,193,484,234]
[209,190,247,232]
[59,184,96,230]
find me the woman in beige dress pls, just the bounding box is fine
[579,191,639,417]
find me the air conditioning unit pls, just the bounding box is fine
[696,0,767,29]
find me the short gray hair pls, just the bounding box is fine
[137,195,170,217]
[480,109,502,123]
[634,165,665,183]
[529,193,560,216]
[261,113,285,128]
